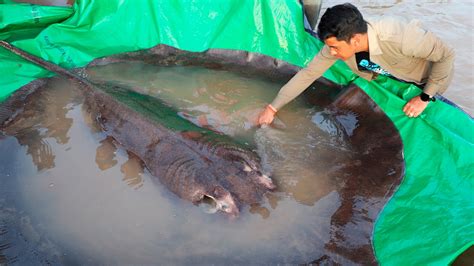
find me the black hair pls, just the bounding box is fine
[317,3,367,42]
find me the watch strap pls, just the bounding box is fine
[420,92,436,102]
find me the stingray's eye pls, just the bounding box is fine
[243,164,252,172]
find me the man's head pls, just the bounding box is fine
[317,3,368,60]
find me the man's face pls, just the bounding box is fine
[324,36,357,60]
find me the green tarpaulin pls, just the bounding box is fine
[0,0,472,264]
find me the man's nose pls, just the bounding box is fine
[330,49,338,56]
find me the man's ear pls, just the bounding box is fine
[350,34,361,47]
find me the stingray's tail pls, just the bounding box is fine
[0,40,91,86]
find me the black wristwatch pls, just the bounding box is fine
[420,92,436,102]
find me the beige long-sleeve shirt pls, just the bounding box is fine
[271,16,455,110]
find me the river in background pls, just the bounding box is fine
[320,0,473,115]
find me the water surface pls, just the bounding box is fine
[1,66,364,264]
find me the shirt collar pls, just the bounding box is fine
[367,21,383,56]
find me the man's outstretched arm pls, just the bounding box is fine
[258,46,336,125]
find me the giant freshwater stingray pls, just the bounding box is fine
[0,41,275,217]
[75,45,406,264]
[0,42,405,264]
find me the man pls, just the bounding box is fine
[258,3,455,125]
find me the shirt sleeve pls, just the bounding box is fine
[270,45,337,110]
[402,20,455,96]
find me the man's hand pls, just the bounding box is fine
[403,96,429,118]
[257,105,277,125]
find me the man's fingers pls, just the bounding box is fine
[403,103,410,113]
[403,96,429,118]
[406,109,421,118]
[403,103,416,114]
[258,117,269,125]
[405,109,417,117]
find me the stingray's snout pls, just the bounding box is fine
[211,186,239,217]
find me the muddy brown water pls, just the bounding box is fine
[0,63,397,264]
